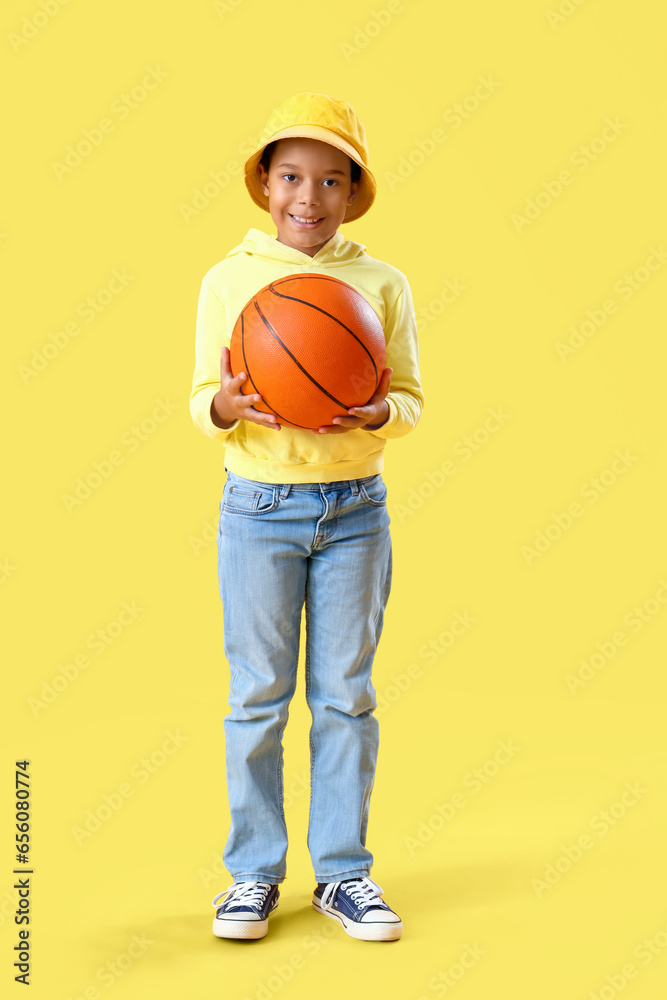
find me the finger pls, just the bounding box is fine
[221,348,248,387]
[220,346,232,374]
[346,404,375,421]
[224,373,250,398]
[375,379,391,402]
[249,416,281,429]
[332,414,365,427]
[237,394,262,410]
[361,369,392,406]
[246,406,281,429]
[377,367,393,394]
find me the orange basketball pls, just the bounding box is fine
[229,274,386,429]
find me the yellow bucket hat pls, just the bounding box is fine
[243,92,376,224]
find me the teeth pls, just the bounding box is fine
[292,215,320,223]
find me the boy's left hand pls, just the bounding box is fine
[312,368,393,434]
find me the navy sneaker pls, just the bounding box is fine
[312,875,403,941]
[211,880,280,939]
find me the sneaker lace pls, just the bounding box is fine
[320,875,385,912]
[211,880,273,910]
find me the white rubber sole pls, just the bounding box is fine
[312,898,403,941]
[212,900,278,939]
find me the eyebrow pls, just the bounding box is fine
[275,162,348,176]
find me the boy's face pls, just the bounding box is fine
[257,137,359,257]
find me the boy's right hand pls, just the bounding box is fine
[211,347,281,430]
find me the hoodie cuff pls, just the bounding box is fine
[194,387,240,439]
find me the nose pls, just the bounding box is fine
[297,178,319,206]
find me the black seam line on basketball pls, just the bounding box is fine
[270,274,354,289]
[268,275,382,393]
[271,274,355,288]
[268,283,379,384]
[253,299,355,410]
[240,312,262,399]
[240,310,311,430]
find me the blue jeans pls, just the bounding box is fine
[216,468,393,885]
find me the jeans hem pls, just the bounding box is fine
[232,873,286,884]
[314,868,372,883]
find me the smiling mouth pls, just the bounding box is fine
[289,214,324,226]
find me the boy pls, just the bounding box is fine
[190,92,424,942]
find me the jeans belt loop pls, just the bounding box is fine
[350,479,360,495]
[280,483,291,499]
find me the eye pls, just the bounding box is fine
[280,173,339,186]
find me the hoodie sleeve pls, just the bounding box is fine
[363,277,424,440]
[189,274,240,441]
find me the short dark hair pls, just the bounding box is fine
[260,140,361,186]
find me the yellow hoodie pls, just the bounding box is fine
[189,227,424,483]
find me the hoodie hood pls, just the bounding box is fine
[226,227,368,268]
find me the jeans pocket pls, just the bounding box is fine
[222,480,279,515]
[359,474,388,507]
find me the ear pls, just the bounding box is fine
[257,161,269,196]
[347,179,360,205]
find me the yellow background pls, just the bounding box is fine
[3,0,667,997]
